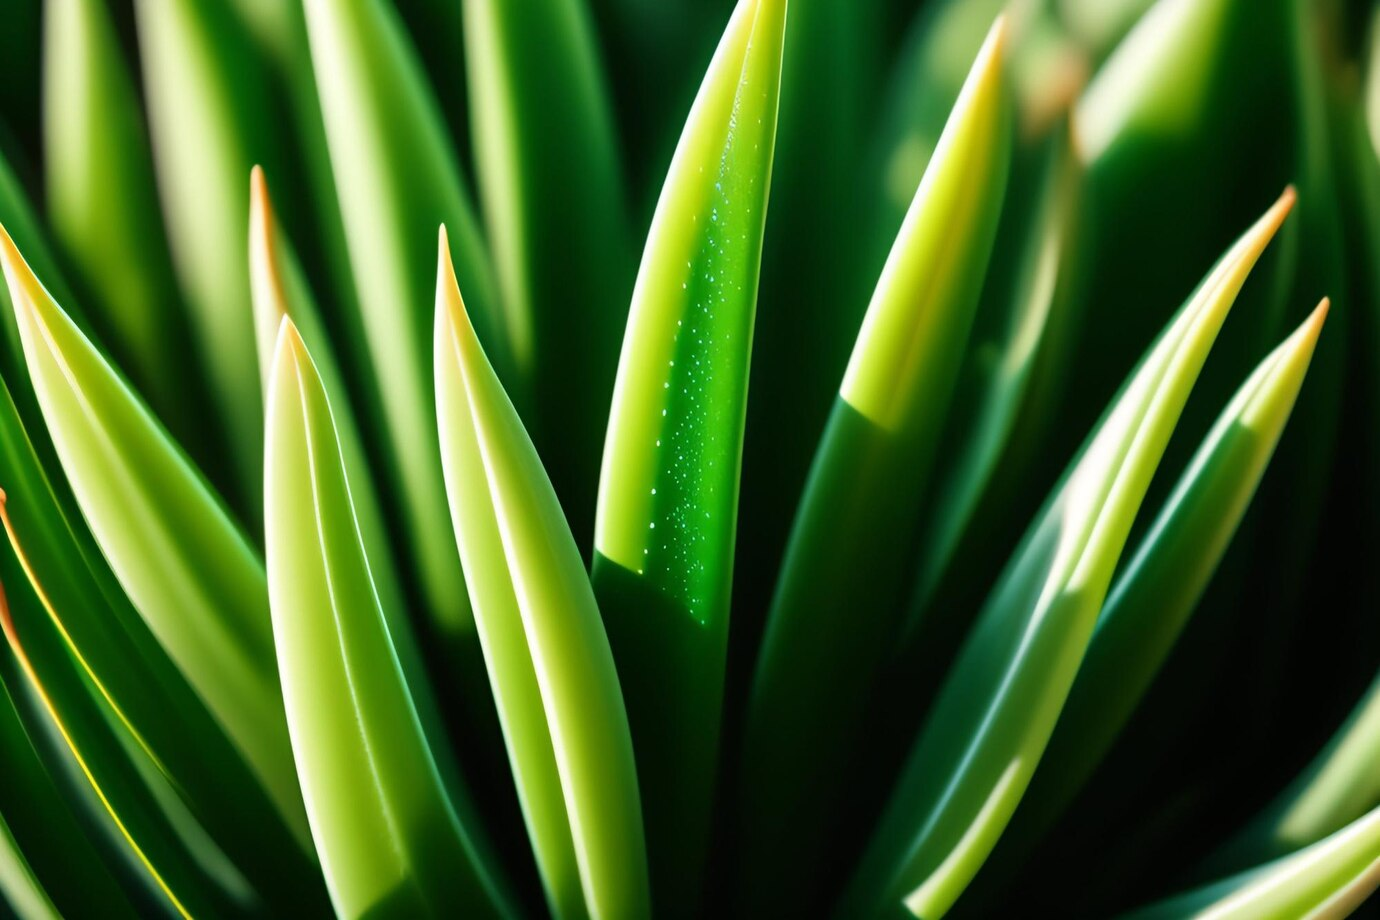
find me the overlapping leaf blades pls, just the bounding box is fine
[436,237,648,920]
[841,190,1297,920]
[264,317,510,919]
[0,224,306,840]
[0,0,1376,917]
[742,19,1011,909]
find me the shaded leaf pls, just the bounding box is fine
[0,559,257,919]
[740,18,1010,911]
[0,649,133,919]
[464,0,633,545]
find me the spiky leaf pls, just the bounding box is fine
[264,318,511,919]
[842,190,1297,920]
[436,237,649,919]
[0,225,304,840]
[591,0,786,907]
[741,18,1010,908]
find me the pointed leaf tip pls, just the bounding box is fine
[839,11,1011,431]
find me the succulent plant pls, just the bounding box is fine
[0,0,1377,917]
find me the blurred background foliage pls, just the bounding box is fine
[0,0,1378,916]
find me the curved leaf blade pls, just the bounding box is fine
[1121,803,1380,920]
[301,0,503,637]
[0,368,324,910]
[741,17,1010,908]
[842,190,1297,920]
[590,0,787,908]
[436,237,649,920]
[264,318,511,919]
[248,167,411,665]
[0,224,305,842]
[0,565,255,919]
[0,657,133,919]
[1012,298,1330,853]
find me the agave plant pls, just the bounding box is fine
[0,0,1377,917]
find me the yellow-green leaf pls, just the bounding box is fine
[264,317,512,919]
[301,0,504,637]
[0,223,306,845]
[42,0,197,445]
[436,235,649,920]
[842,189,1297,920]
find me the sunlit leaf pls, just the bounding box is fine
[248,167,411,676]
[0,225,306,842]
[0,369,323,910]
[841,190,1296,920]
[436,236,649,919]
[590,0,786,907]
[1121,803,1380,920]
[741,18,1010,910]
[1011,298,1330,852]
[264,317,513,919]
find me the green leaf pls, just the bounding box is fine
[590,0,786,907]
[901,118,1084,640]
[42,0,198,446]
[0,225,306,844]
[1010,298,1330,854]
[436,236,649,920]
[264,317,512,920]
[0,810,59,920]
[736,0,883,612]
[1120,803,1380,920]
[1076,0,1240,165]
[740,17,1010,909]
[133,0,286,511]
[0,367,324,911]
[0,650,132,919]
[0,556,260,919]
[301,0,505,638]
[0,150,84,386]
[464,0,633,544]
[840,189,1297,920]
[248,167,412,684]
